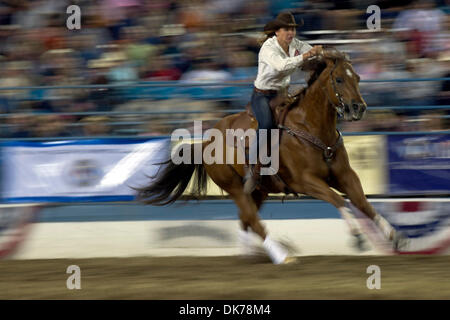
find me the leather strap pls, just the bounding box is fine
[278,124,343,164]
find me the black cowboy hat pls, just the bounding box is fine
[263,12,304,33]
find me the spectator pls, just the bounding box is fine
[80,116,112,136]
[436,51,450,106]
[123,26,158,68]
[5,114,33,138]
[0,0,448,139]
[180,57,232,83]
[0,61,33,110]
[32,115,72,137]
[393,0,447,57]
[143,55,182,81]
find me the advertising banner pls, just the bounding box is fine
[387,135,450,194]
[1,138,170,202]
[343,135,387,195]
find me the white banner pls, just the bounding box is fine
[1,138,170,202]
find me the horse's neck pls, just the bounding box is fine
[287,83,338,145]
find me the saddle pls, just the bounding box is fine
[245,87,305,127]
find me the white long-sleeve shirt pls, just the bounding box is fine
[254,36,312,91]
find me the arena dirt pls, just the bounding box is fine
[1,255,449,299]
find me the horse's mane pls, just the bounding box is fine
[302,47,351,88]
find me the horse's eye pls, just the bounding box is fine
[336,77,343,84]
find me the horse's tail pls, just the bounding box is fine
[136,143,208,205]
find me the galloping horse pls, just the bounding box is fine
[137,49,406,264]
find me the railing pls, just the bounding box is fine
[0,78,448,140]
[0,77,449,90]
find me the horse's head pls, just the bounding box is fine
[303,48,367,121]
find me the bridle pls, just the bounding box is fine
[322,58,346,118]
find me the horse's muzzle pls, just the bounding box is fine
[351,102,367,121]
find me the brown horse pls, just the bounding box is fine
[137,49,407,263]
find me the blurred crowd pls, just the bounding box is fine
[0,0,449,138]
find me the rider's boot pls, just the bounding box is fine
[243,162,262,194]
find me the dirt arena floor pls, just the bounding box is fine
[1,255,449,299]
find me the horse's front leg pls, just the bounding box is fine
[332,166,407,250]
[291,173,365,241]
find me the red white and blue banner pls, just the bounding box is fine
[1,138,170,202]
[373,200,450,254]
[387,134,450,195]
[350,199,450,255]
[0,204,38,258]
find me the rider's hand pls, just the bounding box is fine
[313,45,323,54]
[303,45,323,60]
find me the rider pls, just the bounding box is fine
[244,11,323,193]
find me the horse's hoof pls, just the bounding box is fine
[353,233,370,252]
[281,256,298,264]
[393,231,409,252]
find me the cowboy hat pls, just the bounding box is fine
[263,12,303,33]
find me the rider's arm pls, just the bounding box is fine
[261,48,304,72]
[260,39,313,72]
[292,38,313,60]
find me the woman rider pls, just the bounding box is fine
[244,11,323,193]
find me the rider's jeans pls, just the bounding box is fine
[249,90,276,163]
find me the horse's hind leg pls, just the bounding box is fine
[205,164,263,238]
[237,190,268,254]
[237,190,269,237]
[231,192,264,256]
[232,192,266,239]
[205,162,268,237]
[232,191,291,264]
[252,190,268,213]
[206,163,289,263]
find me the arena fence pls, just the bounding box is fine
[0,77,449,140]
